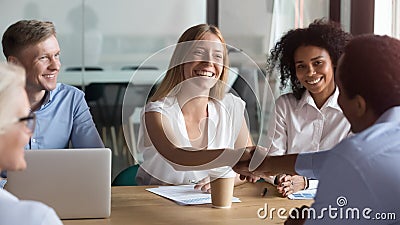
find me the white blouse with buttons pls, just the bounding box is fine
[268,88,351,156]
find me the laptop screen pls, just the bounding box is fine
[5,148,111,219]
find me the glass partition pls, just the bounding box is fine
[0,0,206,179]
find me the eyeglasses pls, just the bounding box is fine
[18,112,36,133]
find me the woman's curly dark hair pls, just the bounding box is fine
[267,19,352,100]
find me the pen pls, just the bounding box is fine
[261,188,268,197]
[189,179,199,184]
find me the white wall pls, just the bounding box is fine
[219,0,272,66]
[374,0,392,35]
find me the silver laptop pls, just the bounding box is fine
[5,148,111,219]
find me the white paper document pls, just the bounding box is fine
[288,189,317,200]
[146,185,241,205]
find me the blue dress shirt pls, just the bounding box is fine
[296,106,400,224]
[26,83,104,149]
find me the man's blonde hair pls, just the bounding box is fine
[2,20,56,58]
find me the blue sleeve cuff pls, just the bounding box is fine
[307,179,319,189]
[0,179,6,189]
[295,152,317,179]
[295,151,330,180]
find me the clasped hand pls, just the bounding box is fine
[233,145,276,180]
[276,174,306,197]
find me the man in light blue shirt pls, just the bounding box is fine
[0,20,104,187]
[24,83,104,149]
[234,35,400,224]
[2,20,104,149]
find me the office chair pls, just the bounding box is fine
[65,67,105,104]
[65,67,118,156]
[112,164,140,186]
[128,107,144,165]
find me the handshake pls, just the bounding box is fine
[232,146,298,183]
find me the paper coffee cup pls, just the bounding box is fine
[209,167,236,208]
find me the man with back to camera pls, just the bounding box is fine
[0,20,104,186]
[234,34,400,224]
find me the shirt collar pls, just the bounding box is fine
[375,106,400,124]
[38,86,56,111]
[296,87,342,112]
[323,87,342,111]
[297,90,314,110]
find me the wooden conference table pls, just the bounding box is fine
[63,182,313,225]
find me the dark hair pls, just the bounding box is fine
[2,20,56,58]
[338,35,400,116]
[267,19,351,99]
